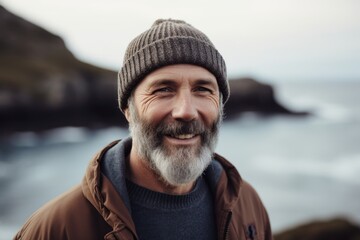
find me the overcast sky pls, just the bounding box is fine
[2,0,360,82]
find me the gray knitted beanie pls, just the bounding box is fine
[118,19,229,111]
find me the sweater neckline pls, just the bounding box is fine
[126,177,207,210]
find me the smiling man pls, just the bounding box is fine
[126,64,221,194]
[15,19,272,240]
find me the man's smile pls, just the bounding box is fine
[164,134,200,145]
[175,134,196,139]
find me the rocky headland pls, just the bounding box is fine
[0,5,307,136]
[0,5,122,135]
[226,77,308,119]
[274,218,360,240]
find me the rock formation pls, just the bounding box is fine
[226,77,307,119]
[0,5,123,134]
[274,218,360,240]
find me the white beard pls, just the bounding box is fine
[149,142,213,186]
[128,99,221,186]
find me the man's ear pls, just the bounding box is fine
[124,108,131,122]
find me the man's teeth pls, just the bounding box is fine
[175,134,195,139]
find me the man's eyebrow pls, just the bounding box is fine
[194,79,216,84]
[193,79,218,87]
[147,78,217,88]
[148,79,178,88]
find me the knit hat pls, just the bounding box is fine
[118,19,229,112]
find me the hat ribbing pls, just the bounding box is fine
[118,19,229,111]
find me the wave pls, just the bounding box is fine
[312,102,356,123]
[276,82,360,124]
[253,154,360,185]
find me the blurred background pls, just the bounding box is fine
[1,0,360,239]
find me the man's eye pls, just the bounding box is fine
[195,87,212,93]
[154,87,173,93]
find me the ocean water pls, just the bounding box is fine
[1,81,360,239]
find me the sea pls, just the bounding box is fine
[0,81,360,239]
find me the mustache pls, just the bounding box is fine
[157,120,206,137]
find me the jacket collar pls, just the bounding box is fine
[81,139,137,238]
[81,138,242,238]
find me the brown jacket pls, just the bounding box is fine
[14,140,272,240]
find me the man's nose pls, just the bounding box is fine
[171,92,198,121]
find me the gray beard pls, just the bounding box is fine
[128,100,222,186]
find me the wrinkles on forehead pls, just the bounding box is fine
[137,65,219,93]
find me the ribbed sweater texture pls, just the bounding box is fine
[126,177,217,240]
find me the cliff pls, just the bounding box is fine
[0,5,123,134]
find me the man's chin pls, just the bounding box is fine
[161,145,199,158]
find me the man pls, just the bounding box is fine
[15,19,272,240]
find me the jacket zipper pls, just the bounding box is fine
[223,211,232,240]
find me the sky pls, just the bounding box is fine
[1,0,360,82]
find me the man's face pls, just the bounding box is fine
[126,64,222,186]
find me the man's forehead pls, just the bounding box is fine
[141,64,218,86]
